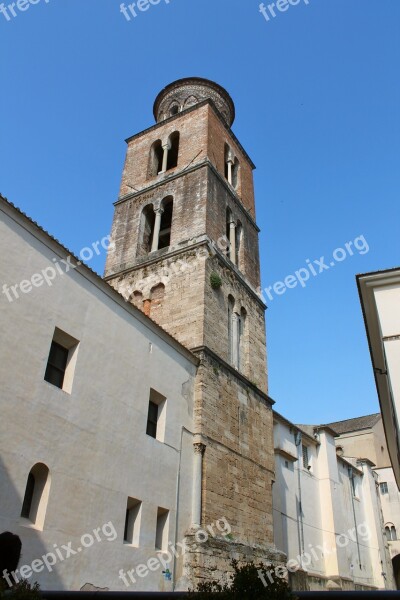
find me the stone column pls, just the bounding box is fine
[192,442,206,527]
[229,220,236,265]
[227,158,234,185]
[231,312,239,369]
[151,207,164,252]
[161,141,171,173]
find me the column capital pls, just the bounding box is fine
[154,206,164,216]
[193,442,206,456]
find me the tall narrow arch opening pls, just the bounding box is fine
[20,463,50,530]
[148,140,163,178]
[158,197,173,249]
[228,295,235,365]
[138,204,155,256]
[224,144,231,180]
[167,132,180,171]
[235,220,243,267]
[232,157,239,189]
[239,307,247,372]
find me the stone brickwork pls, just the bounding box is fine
[180,533,286,591]
[192,350,274,546]
[104,78,279,587]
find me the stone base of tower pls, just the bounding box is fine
[176,532,286,591]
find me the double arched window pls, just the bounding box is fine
[386,524,397,541]
[148,132,180,178]
[138,197,174,256]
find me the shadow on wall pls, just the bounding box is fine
[393,554,400,590]
[0,456,63,589]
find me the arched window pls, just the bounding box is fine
[138,204,156,256]
[184,95,198,109]
[158,197,173,249]
[148,140,163,178]
[232,157,239,189]
[386,524,397,541]
[166,132,180,171]
[226,208,233,261]
[235,221,242,267]
[169,102,180,117]
[20,463,50,530]
[238,307,247,371]
[129,291,143,310]
[224,144,231,181]
[228,295,235,365]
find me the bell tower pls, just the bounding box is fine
[105,78,282,585]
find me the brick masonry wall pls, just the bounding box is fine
[207,106,256,216]
[181,534,286,591]
[193,351,274,546]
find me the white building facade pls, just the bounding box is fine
[357,268,400,488]
[0,196,199,591]
[273,412,395,591]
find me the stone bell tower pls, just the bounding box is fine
[105,78,283,585]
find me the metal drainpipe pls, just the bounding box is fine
[348,467,362,570]
[172,426,192,591]
[295,431,305,562]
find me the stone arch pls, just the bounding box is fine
[159,196,174,249]
[166,132,180,170]
[21,463,51,530]
[138,203,155,256]
[129,290,143,310]
[184,95,198,109]
[168,101,180,117]
[148,139,163,178]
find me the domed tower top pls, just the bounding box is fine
[153,77,235,127]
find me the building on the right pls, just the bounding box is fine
[357,268,400,489]
[327,413,400,588]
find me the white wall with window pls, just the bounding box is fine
[0,198,198,591]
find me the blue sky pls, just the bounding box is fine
[1,0,399,424]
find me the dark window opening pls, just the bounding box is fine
[21,473,35,519]
[44,341,69,389]
[158,199,173,249]
[232,158,239,189]
[166,132,180,171]
[149,140,163,177]
[146,401,158,438]
[140,205,156,255]
[170,105,179,116]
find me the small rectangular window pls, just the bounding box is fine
[155,507,169,551]
[302,445,309,469]
[380,482,389,494]
[124,497,142,546]
[146,389,167,442]
[146,401,158,438]
[44,328,79,394]
[44,342,69,389]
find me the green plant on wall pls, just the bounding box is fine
[210,272,222,289]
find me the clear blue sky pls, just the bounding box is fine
[1,0,399,424]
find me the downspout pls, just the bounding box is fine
[171,426,192,591]
[295,430,305,562]
[348,467,362,570]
